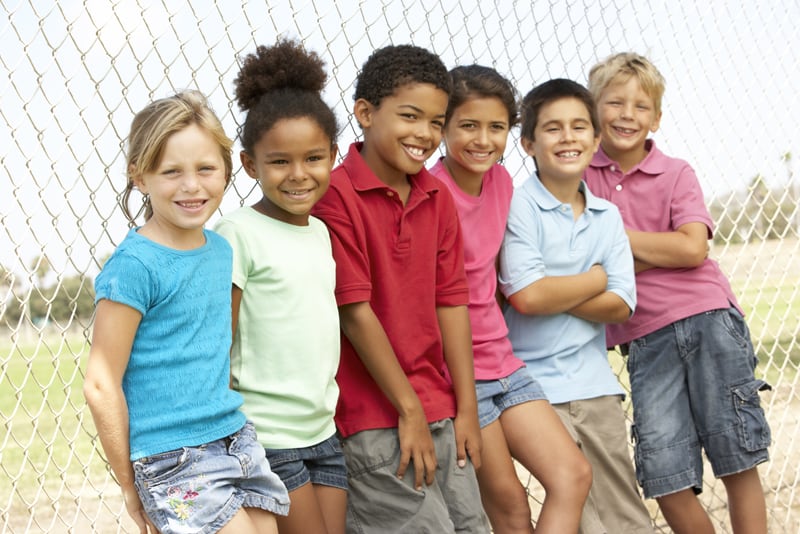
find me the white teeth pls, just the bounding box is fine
[406,146,424,156]
[284,190,310,196]
[559,151,579,158]
[179,201,203,208]
[468,151,491,158]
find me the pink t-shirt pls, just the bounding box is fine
[429,160,524,380]
[584,140,741,346]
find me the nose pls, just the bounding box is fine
[287,161,308,181]
[621,102,634,119]
[475,127,490,146]
[181,172,201,192]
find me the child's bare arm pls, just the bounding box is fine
[626,222,709,269]
[436,305,482,469]
[338,301,436,489]
[83,300,155,533]
[568,291,631,324]
[507,264,607,316]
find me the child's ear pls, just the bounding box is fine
[130,166,147,193]
[329,144,339,170]
[240,150,258,179]
[650,111,662,133]
[353,98,374,129]
[520,137,536,157]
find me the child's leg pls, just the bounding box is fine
[721,468,767,534]
[502,400,592,534]
[266,435,348,534]
[475,418,535,533]
[276,483,347,534]
[553,398,653,534]
[655,489,714,534]
[315,485,348,534]
[219,507,278,534]
[682,308,770,533]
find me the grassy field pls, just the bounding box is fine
[0,335,129,532]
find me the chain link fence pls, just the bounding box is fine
[1,1,798,532]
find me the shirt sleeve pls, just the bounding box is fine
[312,182,372,306]
[602,207,637,313]
[213,217,250,291]
[498,187,546,297]
[670,162,714,238]
[434,188,469,307]
[94,250,153,316]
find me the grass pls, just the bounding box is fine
[0,335,112,523]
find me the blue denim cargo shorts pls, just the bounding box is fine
[627,307,771,499]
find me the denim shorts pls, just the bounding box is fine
[475,366,548,428]
[132,421,290,533]
[627,307,771,499]
[264,433,348,492]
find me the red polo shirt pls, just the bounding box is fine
[312,143,469,438]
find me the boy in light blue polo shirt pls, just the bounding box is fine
[500,79,653,533]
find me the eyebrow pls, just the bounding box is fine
[263,147,329,158]
[398,103,446,119]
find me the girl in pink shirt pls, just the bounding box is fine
[429,65,591,534]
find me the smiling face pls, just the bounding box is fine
[596,75,661,170]
[522,96,600,187]
[443,96,510,187]
[134,123,228,249]
[354,82,449,186]
[242,116,335,226]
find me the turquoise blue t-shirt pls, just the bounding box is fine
[499,177,636,404]
[94,228,245,460]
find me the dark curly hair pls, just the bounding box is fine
[234,38,339,155]
[519,78,598,142]
[354,44,451,106]
[446,64,519,127]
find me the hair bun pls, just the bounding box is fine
[234,38,328,112]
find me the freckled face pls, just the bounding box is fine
[596,76,661,161]
[134,123,228,247]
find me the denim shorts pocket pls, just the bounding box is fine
[134,447,192,485]
[731,379,772,451]
[718,307,751,348]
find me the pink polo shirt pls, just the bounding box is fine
[429,160,524,380]
[312,143,469,438]
[584,140,741,346]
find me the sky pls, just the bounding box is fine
[1,0,798,284]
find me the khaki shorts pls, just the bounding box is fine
[342,418,489,533]
[553,395,654,534]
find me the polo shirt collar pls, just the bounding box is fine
[591,139,668,176]
[342,142,441,195]
[526,173,608,213]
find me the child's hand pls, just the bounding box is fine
[397,406,437,490]
[454,411,483,470]
[123,485,158,533]
[589,263,608,288]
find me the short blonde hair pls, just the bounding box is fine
[588,53,666,115]
[122,90,233,223]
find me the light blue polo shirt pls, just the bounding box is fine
[499,175,636,404]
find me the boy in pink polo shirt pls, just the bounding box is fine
[584,52,771,534]
[312,45,488,533]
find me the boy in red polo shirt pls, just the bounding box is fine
[312,45,488,533]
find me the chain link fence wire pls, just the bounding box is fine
[1,1,798,532]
